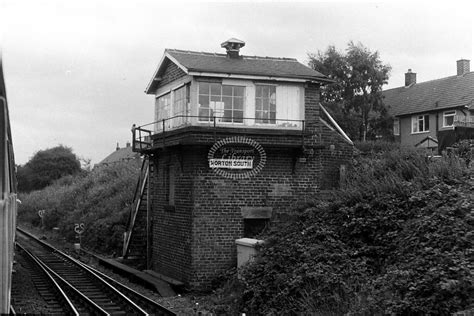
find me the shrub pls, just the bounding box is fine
[18,161,140,254]
[353,140,401,154]
[236,150,473,315]
[17,145,82,192]
[342,147,468,202]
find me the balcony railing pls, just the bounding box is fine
[131,115,305,151]
[453,115,474,127]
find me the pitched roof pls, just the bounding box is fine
[146,49,330,93]
[382,72,474,117]
[98,145,141,165]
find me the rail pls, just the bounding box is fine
[132,115,306,151]
[76,259,177,315]
[15,243,80,316]
[17,228,150,315]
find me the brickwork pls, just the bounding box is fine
[146,71,353,289]
[149,149,194,282]
[159,61,187,87]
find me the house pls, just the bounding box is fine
[123,38,353,289]
[97,142,141,166]
[383,60,474,152]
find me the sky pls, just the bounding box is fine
[1,0,473,165]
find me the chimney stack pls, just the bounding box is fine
[221,38,245,59]
[405,69,417,86]
[456,59,470,76]
[116,142,120,151]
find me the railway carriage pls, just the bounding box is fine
[0,55,18,314]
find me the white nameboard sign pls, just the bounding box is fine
[209,159,253,169]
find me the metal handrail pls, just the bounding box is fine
[132,115,306,151]
[137,114,305,130]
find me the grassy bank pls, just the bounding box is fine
[18,161,141,255]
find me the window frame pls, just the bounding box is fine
[255,84,277,124]
[442,110,456,128]
[172,84,189,128]
[155,92,171,132]
[411,114,430,134]
[198,82,245,124]
[393,117,400,136]
[155,84,189,132]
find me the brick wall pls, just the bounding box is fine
[149,149,194,283]
[148,80,354,289]
[159,61,187,87]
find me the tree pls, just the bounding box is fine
[308,42,391,141]
[17,145,82,192]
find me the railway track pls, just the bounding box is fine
[14,228,176,316]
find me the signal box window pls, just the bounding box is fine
[198,82,244,123]
[255,85,276,124]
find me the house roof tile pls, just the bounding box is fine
[98,146,140,165]
[383,72,474,117]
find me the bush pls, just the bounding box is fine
[342,147,467,202]
[353,140,401,154]
[17,145,82,192]
[18,161,140,254]
[236,150,473,315]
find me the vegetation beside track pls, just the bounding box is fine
[16,142,474,315]
[211,145,474,315]
[18,160,140,255]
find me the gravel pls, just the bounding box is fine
[11,250,51,314]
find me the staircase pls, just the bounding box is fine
[123,157,150,269]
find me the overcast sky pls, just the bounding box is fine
[1,0,473,165]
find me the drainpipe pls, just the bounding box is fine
[435,112,440,154]
[436,112,439,138]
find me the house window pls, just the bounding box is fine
[198,82,244,123]
[443,110,456,127]
[411,114,430,133]
[393,117,400,136]
[255,85,276,124]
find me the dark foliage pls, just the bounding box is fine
[17,145,82,192]
[308,42,392,141]
[232,151,473,315]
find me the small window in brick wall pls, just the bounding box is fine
[164,164,175,207]
[244,219,269,238]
